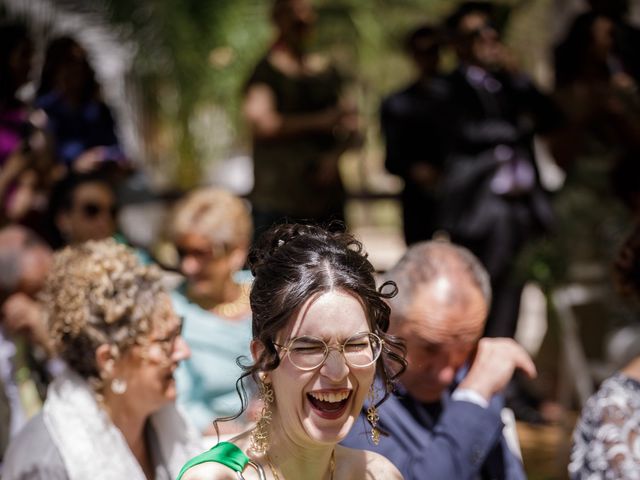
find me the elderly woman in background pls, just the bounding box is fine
[2,239,201,480]
[168,188,254,435]
[177,223,407,479]
[569,223,640,478]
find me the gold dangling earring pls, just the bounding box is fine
[251,376,274,455]
[366,385,380,445]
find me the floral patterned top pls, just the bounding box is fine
[569,373,640,479]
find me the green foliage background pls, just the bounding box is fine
[96,0,545,188]
[0,0,553,188]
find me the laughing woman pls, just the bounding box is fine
[178,224,407,479]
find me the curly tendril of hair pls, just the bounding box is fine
[43,239,168,392]
[221,223,407,434]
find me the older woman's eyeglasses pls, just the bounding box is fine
[175,243,229,264]
[274,332,383,371]
[144,316,184,357]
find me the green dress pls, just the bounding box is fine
[176,442,260,480]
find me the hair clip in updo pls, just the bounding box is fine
[277,239,284,247]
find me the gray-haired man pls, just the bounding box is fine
[343,241,535,479]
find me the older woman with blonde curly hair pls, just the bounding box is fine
[3,239,202,480]
[167,187,255,436]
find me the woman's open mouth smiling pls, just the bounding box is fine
[307,389,352,419]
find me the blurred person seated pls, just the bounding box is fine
[553,10,640,171]
[0,24,59,227]
[554,6,640,198]
[0,226,57,466]
[47,169,117,248]
[2,239,202,480]
[243,0,361,238]
[545,8,640,308]
[177,223,405,479]
[0,23,34,207]
[569,223,640,479]
[35,36,126,173]
[167,188,254,435]
[343,241,534,479]
[0,23,32,167]
[382,24,444,246]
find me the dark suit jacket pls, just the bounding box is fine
[381,79,448,244]
[342,384,526,480]
[434,68,559,277]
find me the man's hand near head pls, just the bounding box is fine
[458,337,537,402]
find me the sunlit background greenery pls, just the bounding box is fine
[116,0,552,189]
[0,0,553,188]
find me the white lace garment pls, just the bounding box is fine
[569,373,640,479]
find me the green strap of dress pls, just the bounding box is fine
[176,441,250,479]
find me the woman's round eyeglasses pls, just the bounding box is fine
[137,316,184,360]
[274,332,383,371]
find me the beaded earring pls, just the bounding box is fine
[250,377,274,454]
[366,385,380,445]
[110,378,127,395]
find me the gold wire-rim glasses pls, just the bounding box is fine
[135,315,184,361]
[274,331,384,371]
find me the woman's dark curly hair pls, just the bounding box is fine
[226,223,407,431]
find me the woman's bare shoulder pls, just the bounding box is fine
[364,450,403,479]
[336,445,404,480]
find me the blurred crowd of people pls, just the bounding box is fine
[379,0,640,433]
[0,0,639,478]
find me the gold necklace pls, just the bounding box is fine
[211,282,250,319]
[265,450,336,480]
